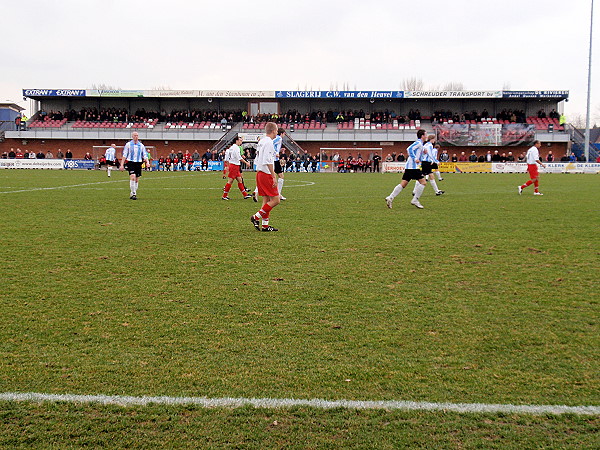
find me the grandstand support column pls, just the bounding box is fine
[585,0,594,162]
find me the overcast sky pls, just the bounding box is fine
[2,0,597,120]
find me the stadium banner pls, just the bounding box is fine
[64,159,95,170]
[455,162,493,173]
[0,159,64,169]
[381,162,406,173]
[502,90,569,99]
[404,90,502,98]
[198,90,274,98]
[87,89,145,97]
[435,124,535,146]
[438,162,456,173]
[491,163,528,173]
[239,133,264,143]
[23,89,86,97]
[191,161,224,171]
[276,91,403,99]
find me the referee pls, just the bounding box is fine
[120,131,150,200]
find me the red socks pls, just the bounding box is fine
[223,183,231,198]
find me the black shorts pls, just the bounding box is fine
[125,161,143,177]
[431,163,438,170]
[402,168,424,181]
[421,161,433,176]
[274,160,283,174]
[106,160,117,166]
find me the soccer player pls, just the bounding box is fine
[385,129,428,209]
[222,136,252,200]
[415,135,444,195]
[273,127,286,200]
[119,131,150,200]
[105,144,117,177]
[432,143,444,181]
[518,140,546,195]
[250,122,280,231]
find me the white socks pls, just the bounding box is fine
[429,179,439,193]
[390,184,404,199]
[435,171,442,181]
[414,182,425,200]
[130,180,138,195]
[107,166,111,177]
[277,178,284,195]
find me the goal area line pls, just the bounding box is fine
[1,392,598,416]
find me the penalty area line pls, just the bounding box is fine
[0,392,598,416]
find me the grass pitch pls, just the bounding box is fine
[0,169,598,447]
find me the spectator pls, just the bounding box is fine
[84,152,93,160]
[36,151,46,159]
[65,149,73,159]
[485,150,492,162]
[506,152,515,162]
[518,153,526,162]
[8,148,16,158]
[56,149,64,159]
[28,150,36,159]
[439,149,450,162]
[477,154,485,163]
[468,151,478,162]
[385,154,393,162]
[546,151,554,162]
[458,152,468,162]
[15,149,23,158]
[46,150,54,159]
[451,154,458,162]
[372,152,381,172]
[491,150,501,162]
[396,153,405,162]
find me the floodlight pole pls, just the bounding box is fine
[584,0,594,162]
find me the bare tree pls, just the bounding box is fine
[570,113,586,129]
[89,83,121,90]
[442,82,464,91]
[401,77,425,91]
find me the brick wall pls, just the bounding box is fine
[0,138,567,161]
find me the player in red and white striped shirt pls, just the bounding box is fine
[518,140,546,196]
[250,123,280,232]
[222,136,252,200]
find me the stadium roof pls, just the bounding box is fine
[22,89,570,101]
[0,102,25,112]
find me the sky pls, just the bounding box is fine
[2,0,598,121]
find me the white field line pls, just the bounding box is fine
[0,177,315,194]
[0,392,598,416]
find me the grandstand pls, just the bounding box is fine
[1,88,577,161]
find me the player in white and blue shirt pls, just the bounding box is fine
[385,129,428,209]
[119,131,149,200]
[431,143,444,181]
[272,127,286,200]
[415,135,444,196]
[104,144,117,177]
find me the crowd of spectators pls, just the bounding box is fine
[38,108,243,125]
[247,109,422,126]
[431,109,529,124]
[33,107,562,130]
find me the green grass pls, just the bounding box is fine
[0,169,598,447]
